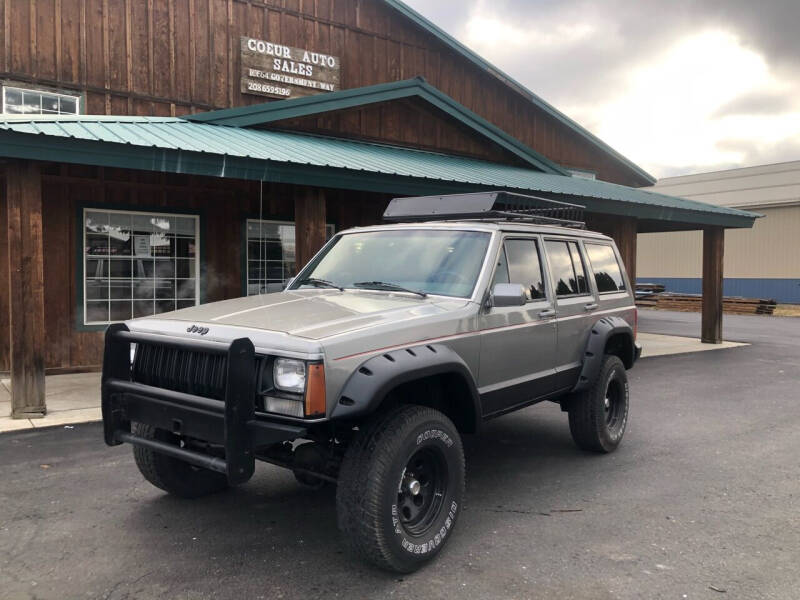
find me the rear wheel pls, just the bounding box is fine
[131,422,229,499]
[336,406,465,573]
[568,355,629,453]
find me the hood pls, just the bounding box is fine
[148,290,470,340]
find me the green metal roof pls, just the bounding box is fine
[382,0,656,185]
[186,77,568,176]
[0,115,757,229]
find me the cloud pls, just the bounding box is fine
[401,0,800,178]
[713,91,798,118]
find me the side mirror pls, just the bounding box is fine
[491,283,527,307]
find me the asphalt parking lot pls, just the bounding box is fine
[1,310,798,600]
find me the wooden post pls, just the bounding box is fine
[613,216,637,285]
[6,160,47,418]
[701,227,725,344]
[295,188,327,271]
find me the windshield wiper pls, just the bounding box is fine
[353,281,427,298]
[296,277,344,291]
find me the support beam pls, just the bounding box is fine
[295,188,327,270]
[0,173,8,373]
[701,226,725,344]
[611,216,637,285]
[6,160,47,418]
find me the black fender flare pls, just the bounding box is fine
[571,316,635,393]
[331,343,481,433]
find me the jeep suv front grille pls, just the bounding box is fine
[131,343,229,400]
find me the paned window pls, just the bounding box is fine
[246,220,334,295]
[83,209,200,325]
[2,85,80,115]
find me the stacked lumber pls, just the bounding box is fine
[635,282,666,294]
[636,292,777,315]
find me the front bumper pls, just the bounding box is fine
[101,324,306,485]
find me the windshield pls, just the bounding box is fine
[294,229,492,298]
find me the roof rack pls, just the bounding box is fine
[383,191,586,228]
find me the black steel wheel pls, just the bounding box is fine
[336,405,465,573]
[396,447,448,535]
[568,355,630,453]
[603,374,626,432]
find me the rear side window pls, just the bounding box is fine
[545,240,590,297]
[585,243,626,293]
[499,238,545,301]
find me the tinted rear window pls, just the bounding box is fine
[585,243,626,293]
[545,240,590,297]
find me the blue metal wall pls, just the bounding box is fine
[636,278,800,303]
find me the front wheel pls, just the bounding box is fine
[568,355,630,453]
[336,406,465,573]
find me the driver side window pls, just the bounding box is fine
[492,238,545,301]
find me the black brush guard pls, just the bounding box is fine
[101,323,306,485]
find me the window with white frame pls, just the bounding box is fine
[246,219,335,295]
[83,208,200,325]
[2,85,81,115]
[567,168,597,180]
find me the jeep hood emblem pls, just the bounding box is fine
[186,325,209,335]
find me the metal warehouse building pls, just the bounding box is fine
[638,162,800,303]
[0,0,757,418]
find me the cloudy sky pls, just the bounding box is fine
[403,0,800,179]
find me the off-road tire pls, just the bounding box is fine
[131,422,229,499]
[568,355,629,453]
[336,405,465,573]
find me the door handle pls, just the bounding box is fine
[584,302,598,311]
[538,308,556,319]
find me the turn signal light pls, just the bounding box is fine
[305,363,326,418]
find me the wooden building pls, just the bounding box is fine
[0,0,757,417]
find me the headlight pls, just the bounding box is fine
[273,358,306,394]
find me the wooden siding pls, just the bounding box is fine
[0,0,646,186]
[0,162,387,372]
[269,96,524,165]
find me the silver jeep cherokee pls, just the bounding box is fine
[101,191,641,573]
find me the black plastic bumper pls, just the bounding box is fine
[101,323,306,485]
[634,341,643,363]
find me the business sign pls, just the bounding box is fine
[240,37,341,100]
